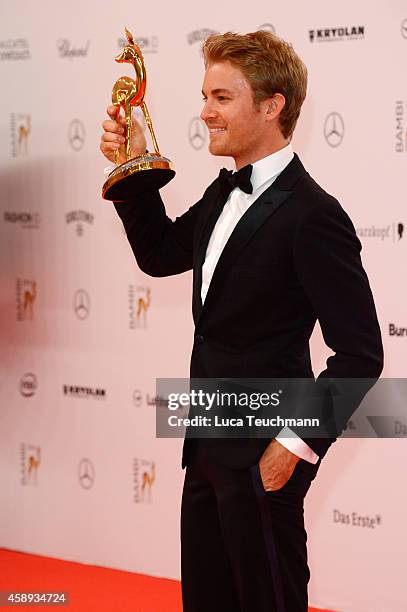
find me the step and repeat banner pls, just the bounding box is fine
[1,1,406,610]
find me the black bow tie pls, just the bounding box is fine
[218,164,253,199]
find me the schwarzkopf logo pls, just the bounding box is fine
[78,458,95,489]
[309,26,365,42]
[10,114,31,157]
[16,279,36,321]
[66,210,94,236]
[20,373,38,398]
[389,324,407,337]
[333,509,381,529]
[20,444,41,486]
[68,119,86,152]
[187,29,217,46]
[4,211,40,229]
[73,289,90,320]
[395,100,407,153]
[356,222,404,242]
[188,116,206,150]
[118,35,158,54]
[323,112,345,147]
[129,285,151,329]
[57,39,90,59]
[0,38,30,61]
[401,19,407,39]
[63,385,106,399]
[133,458,156,503]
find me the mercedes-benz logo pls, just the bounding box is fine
[258,23,276,34]
[133,389,143,407]
[188,117,206,150]
[73,289,90,320]
[402,19,407,39]
[324,112,345,147]
[78,458,95,489]
[20,373,38,397]
[68,119,86,152]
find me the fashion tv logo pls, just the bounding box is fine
[4,212,40,229]
[133,458,156,503]
[118,34,158,54]
[395,101,407,153]
[129,285,151,329]
[389,324,407,337]
[10,114,31,157]
[78,458,95,489]
[356,222,404,242]
[73,289,90,320]
[57,39,90,59]
[63,385,106,399]
[20,373,38,398]
[188,116,206,150]
[16,279,36,321]
[324,112,345,147]
[187,29,217,46]
[0,38,30,61]
[20,444,41,485]
[333,509,381,529]
[66,210,94,236]
[309,26,365,42]
[68,119,85,152]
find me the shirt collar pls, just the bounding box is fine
[248,143,294,192]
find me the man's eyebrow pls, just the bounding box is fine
[201,88,234,96]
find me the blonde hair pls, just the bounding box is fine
[202,31,307,139]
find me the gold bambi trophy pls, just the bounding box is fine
[102,28,175,201]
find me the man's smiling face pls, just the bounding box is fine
[200,60,267,169]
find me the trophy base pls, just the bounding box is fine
[102,154,175,201]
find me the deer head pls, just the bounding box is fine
[115,27,141,63]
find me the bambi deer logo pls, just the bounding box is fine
[23,281,36,320]
[112,28,160,163]
[133,459,156,503]
[141,462,156,503]
[16,279,37,321]
[136,287,151,328]
[27,446,41,484]
[17,115,31,156]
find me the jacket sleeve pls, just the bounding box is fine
[291,198,384,457]
[113,187,208,277]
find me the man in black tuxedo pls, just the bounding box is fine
[101,30,383,612]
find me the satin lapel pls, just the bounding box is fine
[198,186,293,321]
[192,184,229,322]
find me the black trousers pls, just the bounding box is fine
[181,441,319,612]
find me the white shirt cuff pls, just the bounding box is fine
[276,427,319,464]
[104,164,115,177]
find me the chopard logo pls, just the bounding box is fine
[309,26,365,42]
[57,39,90,59]
[0,38,30,61]
[66,210,94,236]
[324,112,345,147]
[188,116,206,150]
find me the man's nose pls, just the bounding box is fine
[200,100,216,122]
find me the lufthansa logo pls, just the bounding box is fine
[68,119,86,151]
[73,289,90,320]
[402,19,407,39]
[188,117,206,150]
[258,23,276,34]
[20,373,38,397]
[78,458,95,489]
[324,112,345,147]
[133,389,143,407]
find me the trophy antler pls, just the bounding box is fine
[125,27,135,46]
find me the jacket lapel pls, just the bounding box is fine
[193,154,308,325]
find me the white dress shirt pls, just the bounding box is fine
[201,143,319,465]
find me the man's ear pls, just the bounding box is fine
[263,93,285,121]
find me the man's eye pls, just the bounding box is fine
[218,96,228,101]
[202,97,207,102]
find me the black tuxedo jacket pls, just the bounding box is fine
[114,154,383,468]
